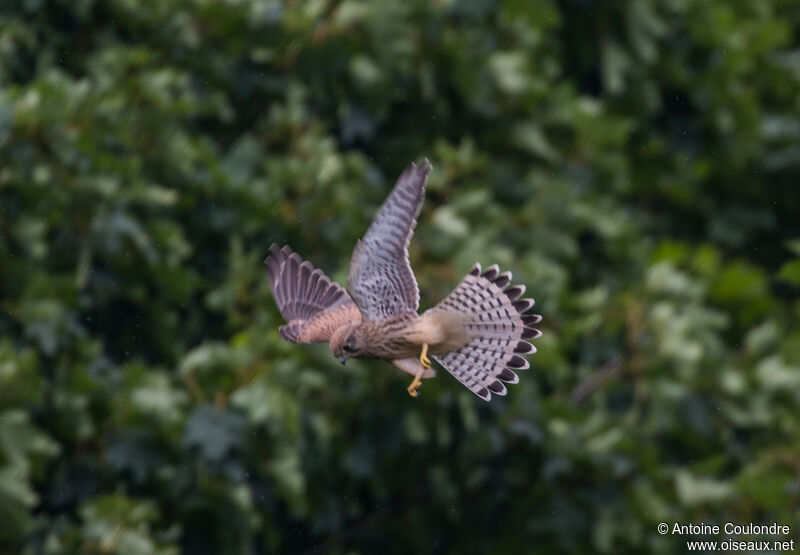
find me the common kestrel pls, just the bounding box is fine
[265,159,542,400]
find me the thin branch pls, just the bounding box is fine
[568,353,624,405]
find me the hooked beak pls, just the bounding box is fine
[338,357,347,365]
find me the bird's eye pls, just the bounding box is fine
[342,343,352,353]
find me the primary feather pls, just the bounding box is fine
[264,244,360,343]
[347,159,430,321]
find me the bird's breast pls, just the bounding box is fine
[363,311,472,360]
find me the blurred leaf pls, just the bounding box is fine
[777,259,800,285]
[0,410,59,544]
[675,470,732,506]
[182,406,246,464]
[80,494,178,555]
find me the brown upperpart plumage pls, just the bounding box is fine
[264,159,542,401]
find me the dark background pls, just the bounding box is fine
[1,0,799,553]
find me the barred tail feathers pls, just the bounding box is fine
[431,263,542,401]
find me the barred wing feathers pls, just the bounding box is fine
[347,159,431,322]
[264,244,361,343]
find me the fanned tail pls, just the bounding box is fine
[431,263,542,401]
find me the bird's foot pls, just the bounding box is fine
[407,378,422,398]
[419,343,431,370]
[407,349,430,397]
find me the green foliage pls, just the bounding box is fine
[1,0,799,553]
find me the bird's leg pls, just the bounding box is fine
[419,343,431,369]
[407,365,425,398]
[407,344,431,398]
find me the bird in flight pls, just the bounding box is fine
[265,159,541,400]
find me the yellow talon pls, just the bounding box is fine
[407,379,421,397]
[419,343,431,369]
[407,350,429,398]
[405,345,432,397]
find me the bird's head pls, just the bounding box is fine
[330,322,364,365]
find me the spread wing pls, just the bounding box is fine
[264,244,361,343]
[347,159,431,322]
